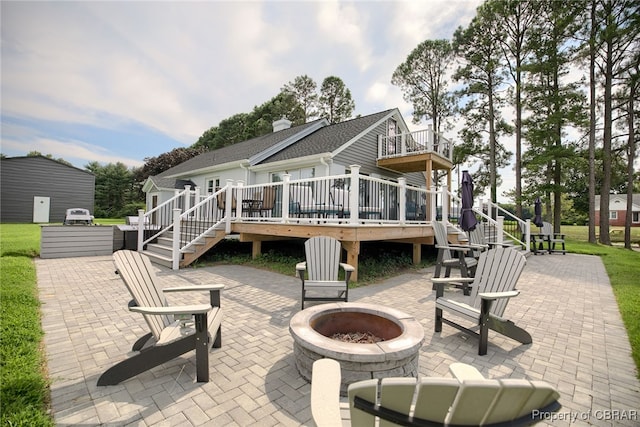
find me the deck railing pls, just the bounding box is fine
[378,126,453,161]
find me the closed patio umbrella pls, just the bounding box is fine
[460,170,478,232]
[533,197,543,228]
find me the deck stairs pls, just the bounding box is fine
[143,222,227,268]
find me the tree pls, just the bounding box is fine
[281,75,319,122]
[134,146,206,184]
[485,0,539,218]
[391,39,456,137]
[318,76,355,124]
[522,0,587,231]
[453,3,513,205]
[86,161,140,218]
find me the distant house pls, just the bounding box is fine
[594,194,640,227]
[143,108,430,210]
[1,156,95,223]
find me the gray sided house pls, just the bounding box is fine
[143,108,427,208]
[1,156,95,223]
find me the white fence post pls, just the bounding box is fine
[183,185,191,213]
[349,165,360,225]
[525,219,531,252]
[236,181,244,219]
[136,209,145,252]
[193,186,201,220]
[430,185,437,222]
[398,178,407,223]
[172,208,181,270]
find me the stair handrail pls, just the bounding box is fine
[176,186,229,259]
[481,199,531,252]
[137,186,194,251]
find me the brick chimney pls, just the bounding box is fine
[272,117,292,132]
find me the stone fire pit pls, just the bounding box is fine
[289,302,425,394]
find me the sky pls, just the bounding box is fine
[2,0,509,196]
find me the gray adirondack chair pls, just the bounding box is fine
[295,236,354,309]
[539,221,566,254]
[432,245,532,355]
[97,250,224,385]
[311,358,561,427]
[432,221,478,295]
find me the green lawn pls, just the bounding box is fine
[0,223,638,425]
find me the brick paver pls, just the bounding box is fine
[36,252,640,426]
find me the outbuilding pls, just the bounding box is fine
[1,156,95,223]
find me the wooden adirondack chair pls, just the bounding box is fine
[311,358,561,427]
[97,250,224,385]
[432,221,478,295]
[295,236,354,309]
[432,245,531,355]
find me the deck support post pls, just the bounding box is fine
[412,243,421,265]
[252,240,262,259]
[342,240,360,282]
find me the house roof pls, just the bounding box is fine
[259,109,395,164]
[148,109,398,190]
[594,194,640,210]
[155,119,325,180]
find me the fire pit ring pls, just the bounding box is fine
[289,302,424,393]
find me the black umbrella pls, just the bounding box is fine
[533,197,544,228]
[460,170,478,231]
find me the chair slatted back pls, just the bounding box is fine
[348,376,560,426]
[331,188,350,210]
[261,186,276,210]
[113,250,171,340]
[432,221,454,262]
[468,246,527,318]
[305,236,341,282]
[541,222,553,238]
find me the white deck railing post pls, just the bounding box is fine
[441,188,449,223]
[282,174,291,222]
[193,186,200,220]
[172,208,181,270]
[430,185,437,222]
[496,216,504,244]
[183,185,191,214]
[349,165,360,225]
[136,209,145,252]
[398,178,407,223]
[224,179,233,233]
[236,181,244,219]
[525,219,531,252]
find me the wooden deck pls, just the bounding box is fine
[230,221,459,281]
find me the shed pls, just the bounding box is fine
[1,156,95,223]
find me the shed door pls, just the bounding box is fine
[33,196,50,223]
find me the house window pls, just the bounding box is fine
[610,211,618,220]
[206,178,220,194]
[633,212,639,223]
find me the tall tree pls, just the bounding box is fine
[485,0,539,218]
[594,0,639,244]
[522,0,586,231]
[134,146,206,184]
[391,39,456,137]
[86,161,138,218]
[281,75,319,123]
[318,76,355,124]
[453,2,513,205]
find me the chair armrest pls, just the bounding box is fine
[296,262,306,272]
[449,362,485,381]
[436,244,472,253]
[339,263,355,272]
[163,284,225,292]
[311,359,342,427]
[431,277,475,285]
[130,304,212,316]
[479,290,520,300]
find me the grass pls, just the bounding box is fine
[0,222,638,425]
[0,223,53,427]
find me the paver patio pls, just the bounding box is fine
[37,252,640,426]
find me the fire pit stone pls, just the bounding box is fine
[289,302,425,393]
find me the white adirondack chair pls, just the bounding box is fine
[539,222,566,254]
[290,184,320,217]
[311,358,561,427]
[432,245,531,355]
[295,236,354,309]
[97,250,224,385]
